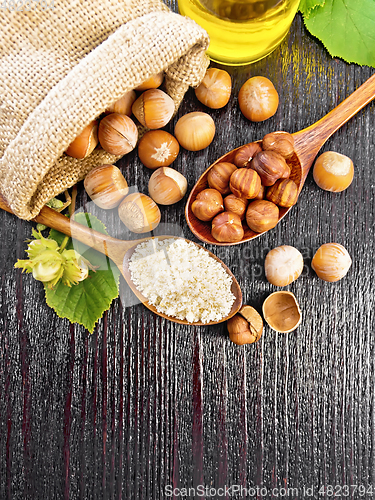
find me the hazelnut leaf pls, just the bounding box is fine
[301,0,375,67]
[44,212,120,333]
[299,0,325,19]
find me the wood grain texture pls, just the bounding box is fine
[1,5,375,499]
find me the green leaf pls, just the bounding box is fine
[45,212,120,333]
[299,0,326,19]
[302,0,375,67]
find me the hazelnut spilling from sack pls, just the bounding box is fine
[0,0,209,220]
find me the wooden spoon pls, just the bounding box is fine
[186,73,375,246]
[0,194,242,325]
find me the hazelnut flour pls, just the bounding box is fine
[128,238,235,323]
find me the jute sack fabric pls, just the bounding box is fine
[0,0,210,220]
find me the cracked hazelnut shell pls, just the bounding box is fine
[227,305,263,345]
[262,291,302,333]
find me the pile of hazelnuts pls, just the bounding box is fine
[64,71,216,234]
[191,131,299,243]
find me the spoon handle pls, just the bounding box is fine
[293,73,375,181]
[0,193,131,260]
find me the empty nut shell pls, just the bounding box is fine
[207,162,237,195]
[229,168,261,199]
[264,245,304,286]
[266,178,298,207]
[233,142,262,168]
[227,305,263,345]
[262,291,302,333]
[250,150,290,186]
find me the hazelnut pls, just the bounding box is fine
[254,184,265,200]
[229,168,261,199]
[266,178,298,207]
[98,113,138,155]
[311,243,352,282]
[250,150,290,186]
[105,90,136,116]
[238,76,279,122]
[191,188,224,221]
[313,151,354,192]
[227,305,263,345]
[65,120,99,159]
[134,72,164,91]
[262,291,302,333]
[211,212,244,243]
[245,199,279,233]
[233,142,262,168]
[148,167,187,205]
[84,164,129,209]
[264,245,304,286]
[132,89,174,129]
[138,130,179,169]
[207,162,237,195]
[223,194,248,220]
[174,112,215,151]
[194,68,232,109]
[118,193,161,233]
[262,131,295,158]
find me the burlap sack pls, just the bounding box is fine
[0,0,210,220]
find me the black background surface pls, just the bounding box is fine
[1,4,375,499]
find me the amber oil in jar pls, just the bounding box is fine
[178,0,300,65]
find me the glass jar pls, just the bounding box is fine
[178,0,300,65]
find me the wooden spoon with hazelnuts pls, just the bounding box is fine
[186,73,375,246]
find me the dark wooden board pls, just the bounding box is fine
[1,5,375,499]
